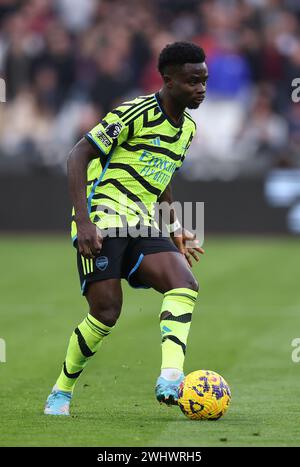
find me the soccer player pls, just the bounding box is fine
[44,41,208,416]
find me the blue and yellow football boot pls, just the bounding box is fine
[155,374,184,405]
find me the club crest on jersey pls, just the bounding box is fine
[96,256,109,271]
[106,122,123,139]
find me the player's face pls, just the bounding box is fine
[168,63,209,109]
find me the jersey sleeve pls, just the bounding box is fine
[85,110,130,158]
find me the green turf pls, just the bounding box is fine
[1,235,300,446]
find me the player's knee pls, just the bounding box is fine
[188,277,199,292]
[90,305,121,327]
[179,273,199,293]
[89,296,122,327]
[165,275,199,294]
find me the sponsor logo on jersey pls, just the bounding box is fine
[139,150,177,173]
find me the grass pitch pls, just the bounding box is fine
[1,235,300,446]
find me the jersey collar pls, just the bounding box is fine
[155,92,185,129]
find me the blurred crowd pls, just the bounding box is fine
[0,0,299,179]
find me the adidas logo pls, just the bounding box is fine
[151,137,161,146]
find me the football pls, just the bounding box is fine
[178,370,231,420]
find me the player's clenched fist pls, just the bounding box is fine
[77,220,103,258]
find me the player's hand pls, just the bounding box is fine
[171,228,204,268]
[76,220,103,259]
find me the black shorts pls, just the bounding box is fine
[76,233,179,295]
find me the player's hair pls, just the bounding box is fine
[158,42,206,75]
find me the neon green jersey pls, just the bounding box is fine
[71,93,196,240]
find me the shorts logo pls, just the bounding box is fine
[96,256,109,271]
[106,122,123,139]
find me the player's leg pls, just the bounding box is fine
[56,279,122,391]
[136,251,199,405]
[137,250,198,293]
[44,279,122,415]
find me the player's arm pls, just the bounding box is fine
[67,138,103,259]
[159,182,204,267]
[69,109,132,258]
